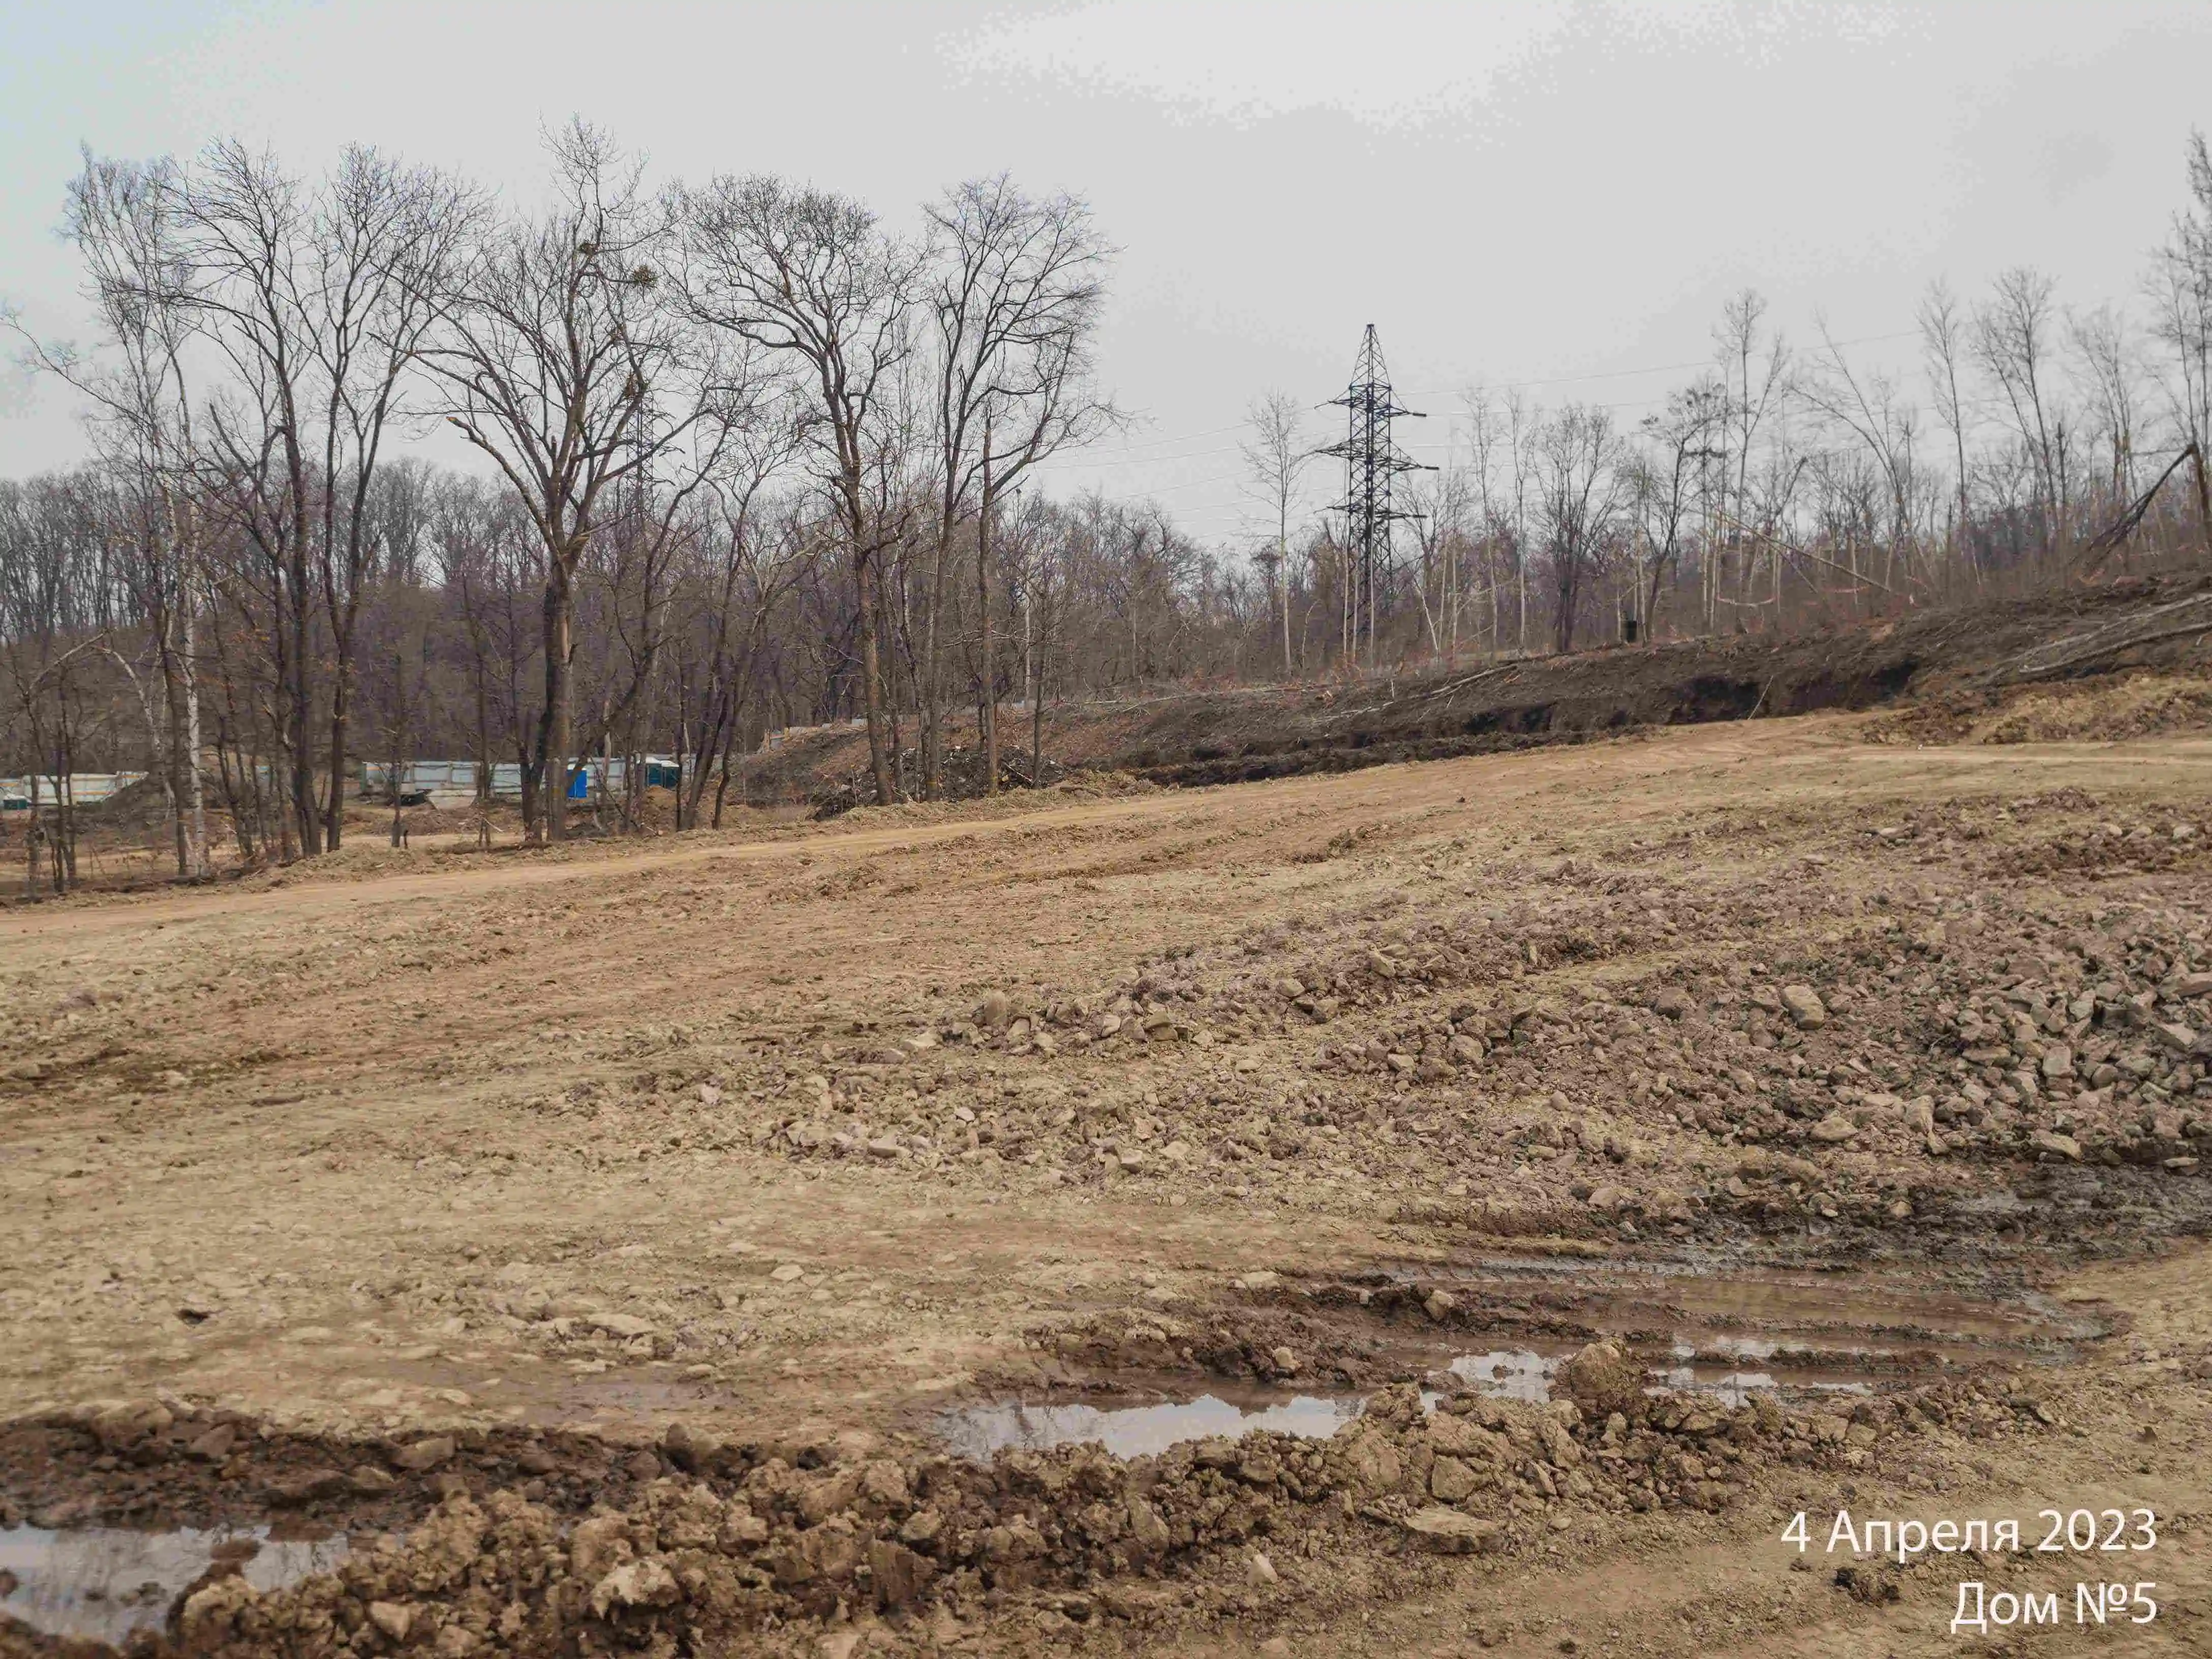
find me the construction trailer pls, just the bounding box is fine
[360,757,687,806]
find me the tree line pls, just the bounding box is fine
[1244,136,2212,669]
[0,122,1162,880]
[7,124,2212,888]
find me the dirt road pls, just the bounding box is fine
[3,711,2209,1656]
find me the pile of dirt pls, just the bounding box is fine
[361,800,519,837]
[244,844,427,887]
[1863,669,2212,746]
[806,744,1073,818]
[75,774,174,835]
[821,771,1158,834]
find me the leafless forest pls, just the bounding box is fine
[7,122,2212,884]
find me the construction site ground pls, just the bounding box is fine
[4,670,2212,1655]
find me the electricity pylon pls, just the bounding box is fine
[1323,324,1430,668]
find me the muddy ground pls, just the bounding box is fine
[2,683,2211,1656]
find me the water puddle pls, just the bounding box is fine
[1379,1256,2098,1363]
[940,1259,2094,1461]
[939,1389,1365,1461]
[0,1524,348,1645]
[1449,1340,1876,1405]
[1445,1347,1557,1402]
[939,1336,1888,1459]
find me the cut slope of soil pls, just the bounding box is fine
[754,573,2212,810]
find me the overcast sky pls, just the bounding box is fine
[4,0,2208,545]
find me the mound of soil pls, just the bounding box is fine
[806,743,1072,817]
[1863,669,2212,747]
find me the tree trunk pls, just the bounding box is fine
[855,549,895,805]
[2192,443,2212,559]
[978,468,999,795]
[160,626,192,878]
[919,501,960,801]
[23,744,44,897]
[287,536,319,858]
[540,561,574,843]
[326,639,352,852]
[57,730,78,891]
[470,624,493,809]
[181,596,207,876]
[1031,590,1047,787]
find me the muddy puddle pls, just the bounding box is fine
[0,1523,349,1644]
[942,1258,2102,1461]
[939,1388,1367,1461]
[938,1337,1878,1460]
[1378,1254,2103,1366]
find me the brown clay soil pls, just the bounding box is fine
[3,691,2212,1656]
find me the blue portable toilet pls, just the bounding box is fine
[566,766,589,800]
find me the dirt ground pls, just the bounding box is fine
[3,698,2211,1656]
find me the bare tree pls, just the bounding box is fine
[1797,318,1922,597]
[2070,302,2142,500]
[300,147,476,850]
[9,150,210,875]
[1534,404,1627,654]
[678,461,815,829]
[1402,460,1470,660]
[423,121,717,842]
[1460,383,1519,654]
[0,477,113,893]
[1240,390,1312,677]
[1973,266,2069,553]
[913,176,1117,793]
[681,174,924,806]
[179,139,329,854]
[1631,379,1726,634]
[1713,289,1790,613]
[1917,278,1976,581]
[2146,129,2212,466]
[1505,386,1537,654]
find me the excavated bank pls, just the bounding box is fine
[754,575,2212,809]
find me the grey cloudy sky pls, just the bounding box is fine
[3,0,2207,544]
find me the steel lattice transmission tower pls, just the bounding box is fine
[1323,324,1431,666]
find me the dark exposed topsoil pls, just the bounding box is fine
[758,574,2212,810]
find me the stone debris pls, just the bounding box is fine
[366,1601,415,1642]
[390,1434,456,1473]
[1399,1507,1502,1554]
[1553,1340,1644,1421]
[1779,985,1827,1028]
[703,846,2209,1263]
[2029,1129,2083,1161]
